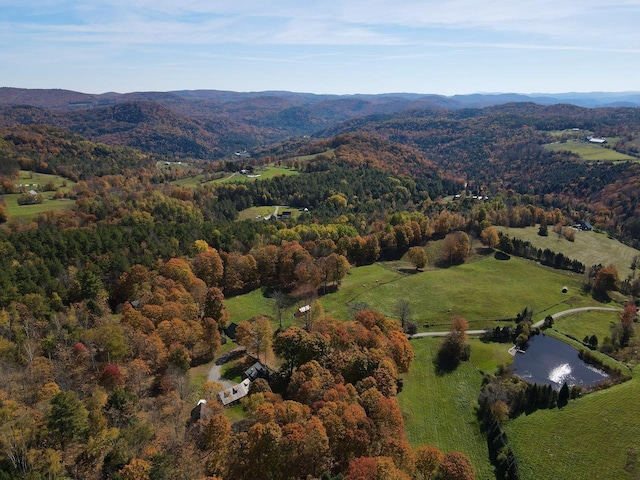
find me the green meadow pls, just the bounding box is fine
[4,171,76,221]
[342,256,600,331]
[237,205,301,221]
[496,225,640,278]
[506,364,640,480]
[399,337,511,480]
[544,139,638,161]
[226,255,605,332]
[551,309,620,344]
[170,165,300,188]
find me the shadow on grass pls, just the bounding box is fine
[494,251,511,261]
[433,350,461,375]
[398,268,421,274]
[221,357,254,381]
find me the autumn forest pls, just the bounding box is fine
[0,88,639,480]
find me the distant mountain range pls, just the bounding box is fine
[2,87,639,111]
[1,87,639,160]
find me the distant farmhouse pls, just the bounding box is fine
[587,136,607,144]
[573,221,593,231]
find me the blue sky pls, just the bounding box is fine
[2,0,640,95]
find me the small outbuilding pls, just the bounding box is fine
[224,322,238,340]
[294,305,310,318]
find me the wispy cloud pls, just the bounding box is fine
[2,0,640,93]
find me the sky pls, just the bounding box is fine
[2,0,640,96]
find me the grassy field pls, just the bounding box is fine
[341,255,601,331]
[551,309,620,345]
[4,171,77,220]
[5,197,76,220]
[237,205,301,221]
[399,337,509,479]
[171,165,299,188]
[544,140,638,161]
[225,255,607,333]
[496,225,640,278]
[506,364,640,480]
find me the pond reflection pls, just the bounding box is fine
[511,334,609,389]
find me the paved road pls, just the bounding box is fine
[410,306,622,339]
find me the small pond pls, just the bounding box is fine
[511,334,609,389]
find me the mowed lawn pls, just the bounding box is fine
[506,366,640,480]
[399,337,508,480]
[544,140,638,161]
[496,225,640,279]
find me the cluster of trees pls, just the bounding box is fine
[435,317,471,372]
[0,288,477,480]
[496,234,586,273]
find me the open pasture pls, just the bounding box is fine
[3,171,76,220]
[496,225,640,279]
[225,255,604,334]
[343,256,599,331]
[506,364,640,480]
[171,165,299,188]
[399,337,506,479]
[544,139,637,161]
[551,309,620,345]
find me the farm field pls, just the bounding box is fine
[4,171,76,220]
[496,225,640,278]
[544,139,638,161]
[5,196,76,220]
[399,337,506,479]
[170,165,299,187]
[506,364,640,480]
[225,254,607,335]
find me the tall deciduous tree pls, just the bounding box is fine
[236,316,273,363]
[406,246,428,270]
[203,287,229,329]
[480,226,499,249]
[395,299,412,330]
[192,248,224,287]
[442,231,470,265]
[415,445,443,479]
[437,451,475,480]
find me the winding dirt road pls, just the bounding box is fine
[410,306,622,338]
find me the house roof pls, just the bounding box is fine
[218,379,251,406]
[224,322,238,339]
[244,362,268,381]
